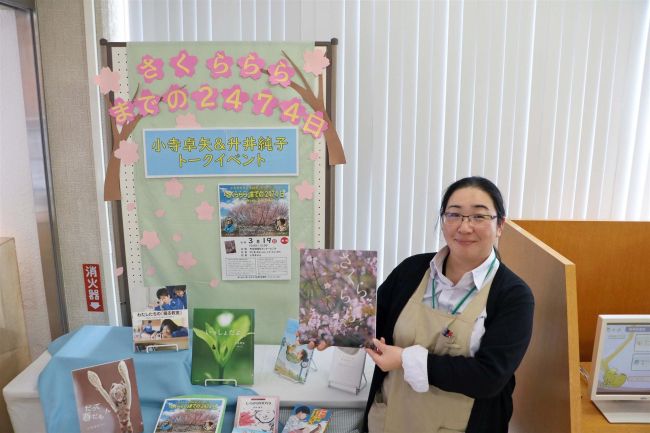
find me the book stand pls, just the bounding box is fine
[204,378,238,386]
[327,348,368,395]
[145,343,179,353]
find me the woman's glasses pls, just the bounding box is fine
[442,212,497,226]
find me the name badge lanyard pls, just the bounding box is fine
[433,256,498,338]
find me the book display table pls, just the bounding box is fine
[3,325,373,433]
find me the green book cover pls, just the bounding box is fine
[191,308,255,386]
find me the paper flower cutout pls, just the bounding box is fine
[164,178,183,198]
[177,252,197,270]
[206,50,233,79]
[210,278,220,288]
[195,184,205,193]
[268,59,295,87]
[310,151,320,161]
[172,233,182,242]
[222,85,250,112]
[94,67,121,95]
[137,55,164,83]
[237,52,265,80]
[115,266,124,277]
[302,111,329,138]
[169,49,198,78]
[295,242,306,251]
[191,84,219,111]
[140,231,160,249]
[155,209,166,218]
[295,180,315,200]
[279,98,307,125]
[251,89,279,117]
[303,48,330,76]
[109,98,136,126]
[146,266,156,276]
[114,139,139,165]
[176,113,201,128]
[163,84,189,112]
[126,202,136,211]
[195,201,215,220]
[134,89,161,117]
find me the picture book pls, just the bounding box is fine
[153,396,227,433]
[274,319,314,383]
[234,395,280,433]
[132,309,189,352]
[280,406,331,433]
[191,308,255,385]
[298,249,377,347]
[71,358,143,433]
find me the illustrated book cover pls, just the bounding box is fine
[153,396,227,433]
[191,308,255,385]
[280,406,331,433]
[234,395,280,433]
[71,358,144,433]
[298,249,377,347]
[132,309,189,352]
[274,318,314,383]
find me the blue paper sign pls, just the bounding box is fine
[143,127,299,177]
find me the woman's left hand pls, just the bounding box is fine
[365,337,403,372]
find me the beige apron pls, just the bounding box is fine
[368,268,495,433]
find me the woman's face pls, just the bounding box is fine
[442,186,503,267]
[162,325,171,338]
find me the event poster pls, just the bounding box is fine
[218,184,290,280]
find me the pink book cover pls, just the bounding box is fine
[234,395,280,433]
[71,358,143,433]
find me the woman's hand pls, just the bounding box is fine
[365,337,403,372]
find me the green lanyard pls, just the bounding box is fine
[432,255,498,315]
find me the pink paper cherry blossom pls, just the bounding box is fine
[172,233,182,242]
[155,209,166,218]
[94,67,121,95]
[114,139,139,165]
[303,48,330,76]
[126,202,136,211]
[195,184,205,193]
[169,49,198,78]
[210,278,220,288]
[137,55,164,83]
[310,151,320,161]
[134,89,161,117]
[115,266,124,277]
[146,266,156,276]
[237,52,265,80]
[176,113,201,128]
[251,89,279,117]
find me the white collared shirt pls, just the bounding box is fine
[402,246,500,392]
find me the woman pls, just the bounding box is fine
[363,176,534,433]
[158,319,188,338]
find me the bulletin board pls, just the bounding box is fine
[99,41,342,343]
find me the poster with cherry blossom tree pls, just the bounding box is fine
[218,183,290,280]
[298,249,377,347]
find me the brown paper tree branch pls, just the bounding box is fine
[269,51,346,165]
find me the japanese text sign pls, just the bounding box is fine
[143,127,298,177]
[83,264,104,312]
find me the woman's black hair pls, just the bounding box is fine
[159,318,181,332]
[439,176,506,224]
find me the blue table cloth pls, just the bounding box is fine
[38,325,256,433]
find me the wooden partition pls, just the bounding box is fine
[499,221,581,433]
[514,220,650,361]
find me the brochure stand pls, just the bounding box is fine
[145,343,179,353]
[327,347,368,395]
